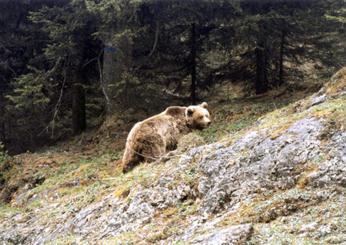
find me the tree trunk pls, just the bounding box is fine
[190,23,197,104]
[255,46,268,94]
[255,31,269,95]
[103,32,133,112]
[278,29,286,85]
[72,83,86,135]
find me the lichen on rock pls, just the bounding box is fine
[1,68,346,244]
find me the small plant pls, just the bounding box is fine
[0,142,8,165]
[0,142,9,186]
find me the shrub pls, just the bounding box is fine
[0,142,8,165]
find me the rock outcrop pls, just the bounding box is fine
[1,68,346,244]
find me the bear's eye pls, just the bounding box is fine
[199,116,203,119]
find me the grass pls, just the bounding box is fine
[30,91,346,242]
[45,235,78,245]
[198,96,299,144]
[142,201,196,243]
[218,188,326,228]
[240,93,346,143]
[102,232,141,244]
[2,77,346,244]
[0,142,9,166]
[0,204,23,219]
[249,189,346,245]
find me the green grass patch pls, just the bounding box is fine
[102,231,140,244]
[0,204,23,218]
[199,98,294,144]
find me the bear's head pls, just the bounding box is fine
[186,102,211,130]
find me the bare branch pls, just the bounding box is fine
[148,21,159,57]
[38,57,67,138]
[162,88,190,100]
[97,49,110,110]
[82,57,98,68]
[45,57,63,78]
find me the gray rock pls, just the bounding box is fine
[191,224,253,245]
[2,79,346,244]
[310,94,327,107]
[198,118,324,214]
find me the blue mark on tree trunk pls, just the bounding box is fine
[104,46,117,53]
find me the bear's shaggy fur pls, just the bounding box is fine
[121,102,211,173]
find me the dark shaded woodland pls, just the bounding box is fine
[0,0,345,153]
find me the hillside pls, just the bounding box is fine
[0,67,346,244]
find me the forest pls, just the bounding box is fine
[1,0,346,244]
[0,0,344,154]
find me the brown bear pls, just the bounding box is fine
[121,102,211,173]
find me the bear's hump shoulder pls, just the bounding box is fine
[164,106,187,117]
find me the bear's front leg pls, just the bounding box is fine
[160,150,179,163]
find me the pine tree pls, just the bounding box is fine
[29,0,102,135]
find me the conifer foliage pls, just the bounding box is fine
[0,0,344,153]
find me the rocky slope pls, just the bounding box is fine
[0,68,346,244]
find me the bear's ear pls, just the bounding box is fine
[186,107,194,117]
[200,102,208,109]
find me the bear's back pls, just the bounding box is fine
[164,106,186,118]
